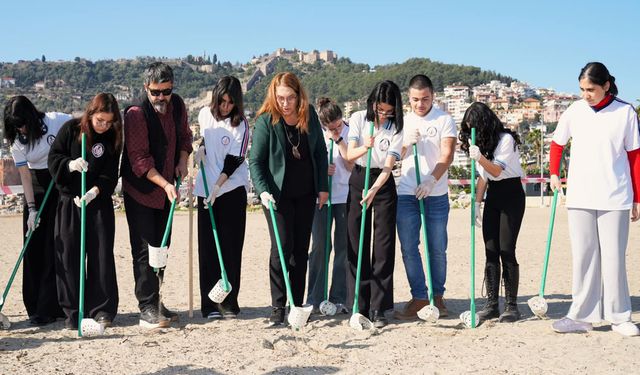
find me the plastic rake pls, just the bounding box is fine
[320,139,337,316]
[412,144,439,323]
[199,161,231,302]
[350,121,375,330]
[0,179,55,329]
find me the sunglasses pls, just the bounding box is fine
[148,88,173,97]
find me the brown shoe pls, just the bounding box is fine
[434,296,449,317]
[394,298,429,320]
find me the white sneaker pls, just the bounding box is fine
[612,322,640,337]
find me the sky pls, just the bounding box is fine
[1,0,639,103]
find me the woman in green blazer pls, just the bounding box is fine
[249,72,329,326]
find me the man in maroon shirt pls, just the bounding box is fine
[121,62,193,328]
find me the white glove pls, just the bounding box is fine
[68,157,88,173]
[416,175,437,200]
[550,175,561,192]
[203,184,221,208]
[74,187,98,207]
[27,210,39,232]
[474,202,483,227]
[194,145,206,166]
[404,128,421,147]
[469,145,481,161]
[260,191,276,209]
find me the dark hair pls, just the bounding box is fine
[210,76,244,127]
[79,93,123,154]
[144,62,174,85]
[316,97,342,126]
[408,74,434,92]
[458,102,521,160]
[365,80,403,133]
[3,95,46,148]
[579,62,618,96]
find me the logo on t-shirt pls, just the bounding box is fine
[379,138,390,151]
[426,126,437,137]
[92,143,104,158]
[221,136,231,146]
[47,135,56,145]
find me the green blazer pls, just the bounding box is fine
[249,105,329,204]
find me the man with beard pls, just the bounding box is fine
[121,62,193,328]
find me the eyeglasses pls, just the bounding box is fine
[276,95,297,104]
[148,88,173,97]
[375,107,395,118]
[94,119,115,127]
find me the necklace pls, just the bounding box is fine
[285,125,301,159]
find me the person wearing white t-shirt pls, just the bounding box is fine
[194,76,250,320]
[394,75,456,320]
[550,62,640,337]
[3,96,71,326]
[460,102,525,323]
[345,81,404,328]
[306,98,354,314]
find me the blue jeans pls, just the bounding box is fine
[396,194,449,299]
[306,203,348,307]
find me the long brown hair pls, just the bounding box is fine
[257,72,310,133]
[78,93,123,154]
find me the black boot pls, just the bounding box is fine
[499,263,520,322]
[478,262,500,321]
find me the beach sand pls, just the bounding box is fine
[1,206,639,374]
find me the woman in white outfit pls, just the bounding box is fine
[550,62,640,336]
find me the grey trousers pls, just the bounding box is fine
[566,208,632,324]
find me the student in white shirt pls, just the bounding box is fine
[3,96,71,326]
[306,97,353,314]
[345,80,404,328]
[194,76,250,320]
[549,62,640,336]
[394,75,456,320]
[459,102,525,323]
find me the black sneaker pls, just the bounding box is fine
[371,310,388,328]
[219,304,240,319]
[29,315,56,326]
[64,318,77,331]
[140,305,170,329]
[160,303,179,322]
[269,307,285,326]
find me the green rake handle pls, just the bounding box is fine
[538,154,564,297]
[470,128,477,329]
[79,133,87,337]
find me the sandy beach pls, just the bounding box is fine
[1,205,639,374]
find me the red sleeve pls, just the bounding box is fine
[124,107,155,178]
[627,149,640,203]
[549,141,564,176]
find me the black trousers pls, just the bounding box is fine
[346,165,397,314]
[482,177,525,268]
[197,186,246,317]
[54,195,118,323]
[22,169,64,319]
[264,192,316,308]
[123,192,171,310]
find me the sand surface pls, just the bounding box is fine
[1,206,639,374]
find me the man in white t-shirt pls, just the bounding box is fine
[394,75,457,319]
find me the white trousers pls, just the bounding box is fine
[566,208,632,324]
